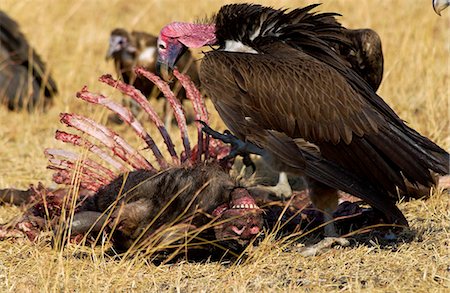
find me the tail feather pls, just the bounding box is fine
[304,155,408,226]
[260,130,408,226]
[379,124,449,187]
[401,125,449,173]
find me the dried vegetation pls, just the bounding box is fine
[0,0,448,292]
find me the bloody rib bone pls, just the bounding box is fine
[173,69,209,162]
[136,67,191,162]
[173,69,208,124]
[54,130,128,172]
[45,148,116,182]
[47,157,110,185]
[60,113,154,171]
[98,74,179,165]
[76,87,168,169]
[48,167,103,191]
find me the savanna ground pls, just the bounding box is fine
[0,0,449,291]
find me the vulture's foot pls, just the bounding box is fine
[296,237,350,257]
[250,172,293,201]
[200,121,264,163]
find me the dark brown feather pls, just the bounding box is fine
[202,44,383,145]
[0,11,57,110]
[197,4,449,225]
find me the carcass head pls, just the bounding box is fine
[212,188,263,249]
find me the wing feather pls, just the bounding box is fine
[200,41,448,200]
[202,44,384,145]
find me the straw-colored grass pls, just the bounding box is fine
[0,0,449,292]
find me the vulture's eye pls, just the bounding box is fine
[158,39,167,50]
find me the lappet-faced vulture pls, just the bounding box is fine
[156,4,449,235]
[0,11,57,110]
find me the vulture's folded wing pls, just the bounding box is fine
[201,43,448,198]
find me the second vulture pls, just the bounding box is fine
[0,11,57,110]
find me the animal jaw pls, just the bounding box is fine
[212,188,263,247]
[212,188,261,217]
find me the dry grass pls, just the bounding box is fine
[0,0,449,292]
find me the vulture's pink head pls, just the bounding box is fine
[157,22,216,81]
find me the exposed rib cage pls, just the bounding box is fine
[45,68,228,192]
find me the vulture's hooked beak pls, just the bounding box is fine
[106,35,133,60]
[105,45,116,60]
[106,36,122,60]
[156,38,187,82]
[433,0,449,15]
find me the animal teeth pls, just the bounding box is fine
[231,204,258,209]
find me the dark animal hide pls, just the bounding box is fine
[73,163,263,252]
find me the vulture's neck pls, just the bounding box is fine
[222,40,258,54]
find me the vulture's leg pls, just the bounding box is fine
[269,172,292,199]
[307,178,339,237]
[247,172,293,200]
[296,178,350,257]
[296,237,350,257]
[200,122,264,159]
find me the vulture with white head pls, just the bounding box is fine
[156,4,449,234]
